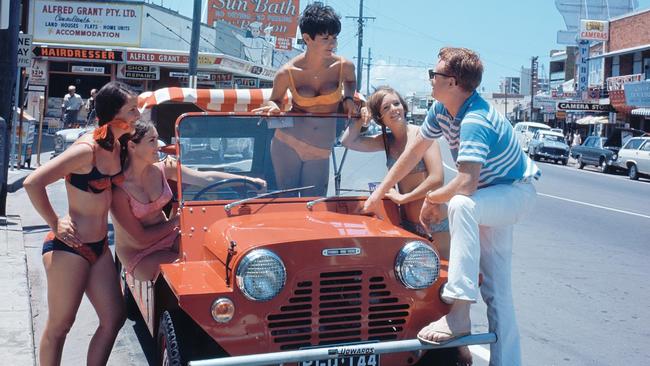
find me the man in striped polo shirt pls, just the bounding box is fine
[364,47,539,365]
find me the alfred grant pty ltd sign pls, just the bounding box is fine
[556,102,615,112]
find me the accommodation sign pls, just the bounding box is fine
[32,0,142,47]
[556,102,615,112]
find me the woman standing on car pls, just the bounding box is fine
[341,86,470,365]
[111,120,266,281]
[24,81,138,366]
[254,2,357,196]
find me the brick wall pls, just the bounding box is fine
[609,10,650,51]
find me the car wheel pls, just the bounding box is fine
[561,159,568,165]
[599,158,610,174]
[158,311,186,366]
[577,156,585,169]
[628,164,639,180]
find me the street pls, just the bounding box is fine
[5,138,650,365]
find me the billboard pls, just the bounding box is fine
[207,0,299,38]
[31,0,142,47]
[579,20,609,41]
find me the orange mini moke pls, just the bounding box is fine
[117,88,494,366]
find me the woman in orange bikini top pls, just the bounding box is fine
[254,2,357,196]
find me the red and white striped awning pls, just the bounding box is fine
[138,87,366,113]
[138,87,291,112]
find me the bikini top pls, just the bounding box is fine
[385,134,427,175]
[124,164,173,220]
[66,142,124,194]
[287,57,344,108]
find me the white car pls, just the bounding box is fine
[513,121,551,152]
[615,136,650,180]
[52,124,96,156]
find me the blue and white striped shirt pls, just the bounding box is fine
[420,92,541,188]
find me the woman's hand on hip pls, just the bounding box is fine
[56,215,83,248]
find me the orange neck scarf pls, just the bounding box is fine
[93,119,131,141]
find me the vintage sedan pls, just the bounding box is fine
[117,88,495,366]
[615,136,650,180]
[52,124,96,156]
[528,130,569,165]
[570,128,645,173]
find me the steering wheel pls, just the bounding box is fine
[192,178,264,201]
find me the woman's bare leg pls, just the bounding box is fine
[84,250,126,366]
[300,158,329,196]
[132,250,178,281]
[270,137,302,192]
[40,251,90,366]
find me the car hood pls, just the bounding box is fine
[56,127,94,141]
[203,211,414,261]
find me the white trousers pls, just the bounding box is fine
[442,182,536,366]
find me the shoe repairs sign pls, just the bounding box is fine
[556,102,615,112]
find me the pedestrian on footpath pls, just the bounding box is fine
[86,88,98,125]
[61,85,83,128]
[572,130,582,147]
[23,81,139,366]
[362,47,539,366]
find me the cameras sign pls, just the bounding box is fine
[579,20,609,41]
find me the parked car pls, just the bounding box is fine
[52,124,96,156]
[513,121,551,152]
[614,136,650,180]
[570,128,646,173]
[528,130,570,165]
[116,88,494,366]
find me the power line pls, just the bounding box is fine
[146,12,191,45]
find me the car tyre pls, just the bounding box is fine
[628,164,639,180]
[599,158,610,174]
[158,310,186,366]
[561,159,568,165]
[577,156,585,169]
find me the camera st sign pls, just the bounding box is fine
[556,101,615,112]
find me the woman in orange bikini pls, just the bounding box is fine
[111,120,266,281]
[255,2,357,196]
[24,81,138,366]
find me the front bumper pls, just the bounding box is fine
[189,334,497,366]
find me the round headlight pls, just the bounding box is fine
[236,249,286,301]
[395,241,440,289]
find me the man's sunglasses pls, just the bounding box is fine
[428,69,454,80]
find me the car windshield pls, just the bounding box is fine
[528,126,549,134]
[543,135,564,143]
[176,113,388,203]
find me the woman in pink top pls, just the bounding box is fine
[111,120,267,281]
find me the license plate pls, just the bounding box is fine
[300,354,380,366]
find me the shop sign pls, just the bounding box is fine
[71,65,105,74]
[577,40,589,94]
[207,0,299,39]
[259,80,274,88]
[579,20,609,41]
[213,73,232,82]
[234,76,258,88]
[534,96,557,113]
[127,51,189,65]
[31,0,142,47]
[624,81,650,107]
[18,34,33,68]
[169,72,218,81]
[606,74,643,91]
[33,45,124,62]
[29,59,48,85]
[117,64,160,80]
[556,101,615,112]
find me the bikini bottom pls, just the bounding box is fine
[42,231,108,265]
[274,129,331,161]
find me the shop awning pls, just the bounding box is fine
[576,116,609,125]
[631,108,650,116]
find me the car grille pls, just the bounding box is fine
[267,270,409,350]
[541,147,567,156]
[54,136,64,150]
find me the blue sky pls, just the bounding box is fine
[158,0,650,95]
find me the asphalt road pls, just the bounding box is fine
[7,138,650,365]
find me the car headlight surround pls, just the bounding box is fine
[395,241,440,289]
[236,249,286,301]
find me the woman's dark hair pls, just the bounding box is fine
[94,81,137,151]
[119,120,155,170]
[299,2,341,39]
[366,86,408,161]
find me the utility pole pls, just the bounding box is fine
[346,0,375,91]
[0,0,20,215]
[187,0,201,88]
[365,48,372,95]
[530,56,538,121]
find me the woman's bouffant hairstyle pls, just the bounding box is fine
[366,86,408,126]
[299,2,341,40]
[94,81,137,151]
[437,47,483,93]
[119,120,155,170]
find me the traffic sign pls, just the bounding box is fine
[17,34,33,69]
[556,101,615,112]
